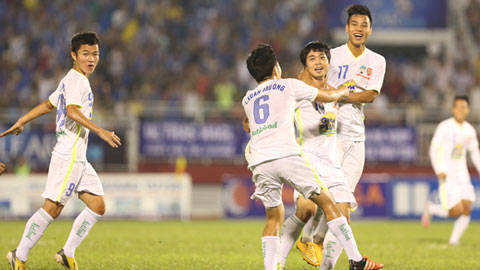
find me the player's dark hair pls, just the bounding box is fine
[347,4,372,26]
[71,32,100,53]
[454,96,469,105]
[300,41,331,66]
[246,44,277,83]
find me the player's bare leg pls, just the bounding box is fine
[448,200,472,245]
[295,198,321,266]
[309,190,383,270]
[276,197,318,267]
[7,199,60,268]
[262,203,284,270]
[57,193,105,269]
[321,202,351,270]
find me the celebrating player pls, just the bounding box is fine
[422,96,480,245]
[275,41,382,270]
[294,5,386,269]
[2,32,121,270]
[243,43,381,270]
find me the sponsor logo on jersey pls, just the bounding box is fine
[356,65,371,80]
[319,111,336,136]
[342,80,356,93]
[251,121,278,136]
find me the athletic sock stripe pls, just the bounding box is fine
[291,215,305,226]
[37,210,53,223]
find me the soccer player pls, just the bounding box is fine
[276,42,382,270]
[0,162,6,175]
[422,96,480,245]
[295,5,386,269]
[2,32,121,270]
[243,43,381,270]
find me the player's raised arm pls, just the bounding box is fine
[66,105,121,148]
[0,99,55,138]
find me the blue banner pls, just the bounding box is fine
[223,175,480,220]
[326,0,447,29]
[0,128,126,170]
[365,126,417,163]
[140,121,250,159]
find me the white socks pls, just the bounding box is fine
[314,214,328,244]
[326,216,362,262]
[301,209,322,243]
[16,208,54,261]
[262,236,280,270]
[276,215,305,267]
[428,203,448,218]
[449,215,470,245]
[321,230,343,270]
[63,208,102,258]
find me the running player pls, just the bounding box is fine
[243,43,381,270]
[2,32,121,270]
[296,5,386,268]
[422,96,480,245]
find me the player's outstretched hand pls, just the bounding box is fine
[98,129,121,148]
[0,122,24,137]
[0,162,6,175]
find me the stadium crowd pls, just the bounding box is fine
[0,0,479,122]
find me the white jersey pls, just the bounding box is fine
[243,78,318,167]
[429,117,480,177]
[327,44,386,141]
[295,100,340,168]
[48,69,94,162]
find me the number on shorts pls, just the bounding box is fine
[65,183,76,197]
[253,95,270,124]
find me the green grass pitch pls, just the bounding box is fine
[1,219,480,269]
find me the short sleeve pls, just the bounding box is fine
[467,128,479,152]
[64,76,87,108]
[367,55,386,94]
[48,88,59,108]
[290,79,318,102]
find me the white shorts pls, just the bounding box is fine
[337,138,365,192]
[443,174,476,210]
[250,155,324,208]
[42,155,104,205]
[294,152,357,209]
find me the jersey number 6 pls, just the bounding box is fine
[253,95,270,124]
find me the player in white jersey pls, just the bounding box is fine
[243,43,382,270]
[2,32,121,270]
[274,41,382,270]
[296,5,385,268]
[422,96,480,245]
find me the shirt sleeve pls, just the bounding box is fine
[429,123,448,175]
[467,128,480,173]
[64,76,86,108]
[290,79,318,102]
[48,88,59,108]
[367,55,386,94]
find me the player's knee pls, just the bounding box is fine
[42,200,63,219]
[296,199,316,222]
[92,203,106,215]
